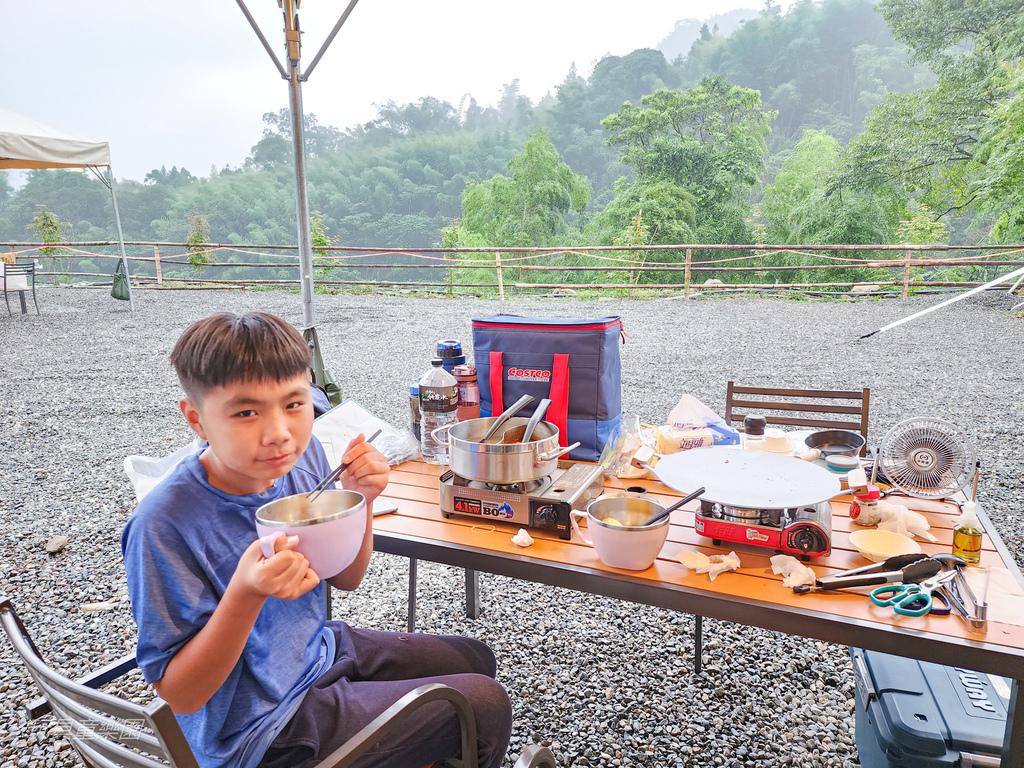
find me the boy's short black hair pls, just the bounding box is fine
[170,312,311,403]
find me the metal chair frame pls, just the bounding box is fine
[2,261,40,317]
[2,597,554,768]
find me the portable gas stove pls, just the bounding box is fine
[648,448,844,559]
[440,460,604,540]
[694,500,832,559]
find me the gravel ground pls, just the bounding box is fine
[1,285,1022,768]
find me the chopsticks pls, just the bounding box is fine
[306,429,382,504]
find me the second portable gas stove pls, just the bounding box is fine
[647,448,845,559]
[440,460,604,540]
[695,499,833,558]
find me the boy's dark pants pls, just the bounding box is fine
[259,623,513,768]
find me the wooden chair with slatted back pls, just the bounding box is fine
[1,597,555,768]
[723,382,870,456]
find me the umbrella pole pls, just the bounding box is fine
[105,167,134,311]
[287,61,315,330]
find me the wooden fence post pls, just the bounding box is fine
[4,245,16,265]
[902,249,911,299]
[685,248,692,299]
[495,251,505,301]
[154,245,163,286]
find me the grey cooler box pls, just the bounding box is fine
[851,647,1010,767]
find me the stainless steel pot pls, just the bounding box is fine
[434,416,579,484]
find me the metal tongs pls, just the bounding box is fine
[794,555,941,594]
[934,560,989,634]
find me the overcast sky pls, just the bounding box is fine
[2,1,766,183]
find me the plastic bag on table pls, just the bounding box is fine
[665,394,740,447]
[313,399,421,468]
[599,415,658,479]
[124,437,205,503]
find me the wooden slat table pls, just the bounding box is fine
[374,459,1024,765]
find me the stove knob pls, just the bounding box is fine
[790,526,826,554]
[535,505,559,524]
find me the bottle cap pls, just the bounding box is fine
[956,500,982,528]
[452,364,477,380]
[436,340,464,359]
[431,358,444,367]
[853,484,881,501]
[409,383,419,396]
[743,415,767,436]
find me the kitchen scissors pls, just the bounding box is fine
[869,570,957,616]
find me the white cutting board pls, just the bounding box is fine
[652,447,842,508]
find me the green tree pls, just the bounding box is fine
[761,129,902,245]
[845,0,1024,239]
[185,209,212,280]
[248,110,345,170]
[972,62,1024,240]
[459,130,590,248]
[602,76,775,245]
[27,205,70,282]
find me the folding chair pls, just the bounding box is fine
[1,597,555,768]
[2,261,40,317]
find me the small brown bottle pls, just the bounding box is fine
[952,501,983,564]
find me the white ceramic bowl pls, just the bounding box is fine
[256,489,366,578]
[849,528,921,563]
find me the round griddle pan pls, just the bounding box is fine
[649,447,841,509]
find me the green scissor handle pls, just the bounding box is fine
[870,584,933,616]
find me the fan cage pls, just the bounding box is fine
[879,418,976,499]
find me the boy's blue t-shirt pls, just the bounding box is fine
[121,438,336,768]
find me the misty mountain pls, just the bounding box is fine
[656,9,757,62]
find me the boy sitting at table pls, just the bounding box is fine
[122,312,512,768]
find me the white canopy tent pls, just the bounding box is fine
[0,108,134,309]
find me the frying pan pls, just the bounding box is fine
[804,429,865,457]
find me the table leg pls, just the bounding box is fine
[324,583,332,622]
[465,569,480,619]
[1004,679,1024,767]
[19,292,27,314]
[694,615,703,675]
[407,558,418,633]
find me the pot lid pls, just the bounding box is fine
[652,447,841,509]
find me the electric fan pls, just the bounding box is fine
[878,417,977,499]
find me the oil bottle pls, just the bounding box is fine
[952,500,984,564]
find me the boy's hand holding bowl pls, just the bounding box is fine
[255,434,389,580]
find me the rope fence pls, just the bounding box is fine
[5,241,1024,300]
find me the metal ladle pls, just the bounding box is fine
[478,394,534,443]
[501,398,552,444]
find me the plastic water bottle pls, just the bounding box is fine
[419,358,459,465]
[436,339,466,373]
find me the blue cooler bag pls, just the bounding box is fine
[472,315,623,461]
